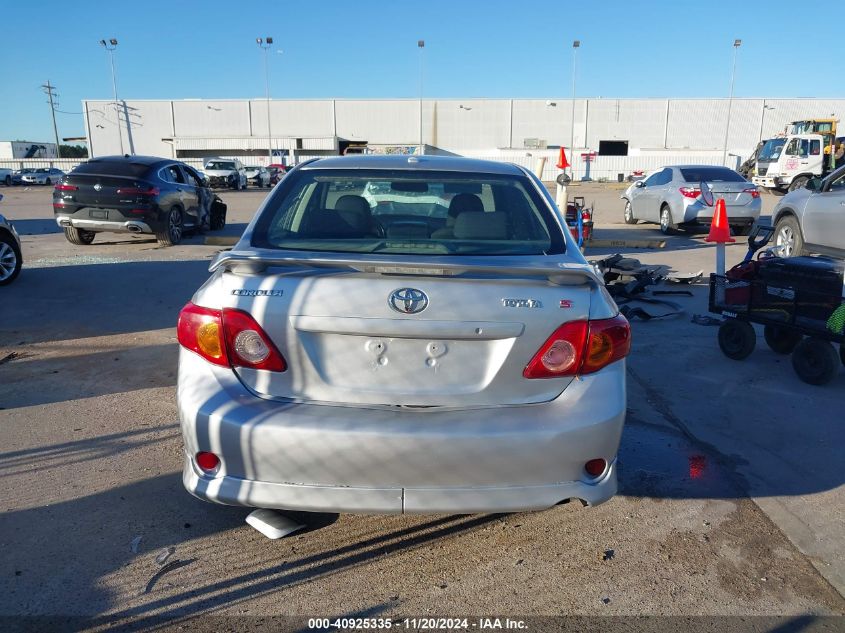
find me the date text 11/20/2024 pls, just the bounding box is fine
[307,618,528,630]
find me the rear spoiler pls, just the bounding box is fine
[210,250,599,285]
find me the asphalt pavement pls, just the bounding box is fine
[1,183,843,629]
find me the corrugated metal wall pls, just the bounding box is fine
[83,97,845,162]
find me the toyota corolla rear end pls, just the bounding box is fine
[177,156,629,514]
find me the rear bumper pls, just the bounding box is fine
[177,349,626,514]
[55,216,153,234]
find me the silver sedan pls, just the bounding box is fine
[622,165,761,235]
[20,167,65,186]
[772,165,845,258]
[177,155,630,515]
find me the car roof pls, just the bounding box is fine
[89,155,174,166]
[301,155,526,175]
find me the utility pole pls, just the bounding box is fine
[418,40,425,155]
[570,40,580,181]
[722,39,742,166]
[99,38,123,155]
[42,81,62,158]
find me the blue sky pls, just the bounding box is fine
[1,0,841,142]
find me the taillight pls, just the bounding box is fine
[54,183,78,191]
[524,315,631,379]
[177,304,227,366]
[679,187,701,198]
[177,303,286,371]
[742,187,760,199]
[116,186,160,196]
[222,308,286,371]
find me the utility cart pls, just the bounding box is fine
[708,226,845,385]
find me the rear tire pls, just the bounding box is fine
[774,215,804,258]
[0,232,22,285]
[718,319,756,360]
[3,175,10,186]
[659,205,676,235]
[763,325,802,355]
[156,207,184,246]
[63,227,96,245]
[45,178,51,186]
[623,200,637,224]
[791,337,840,385]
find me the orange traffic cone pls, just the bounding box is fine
[556,147,570,170]
[705,198,735,243]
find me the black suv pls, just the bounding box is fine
[53,155,226,247]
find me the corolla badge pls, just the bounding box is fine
[389,288,428,314]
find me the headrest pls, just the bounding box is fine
[335,195,370,216]
[452,212,507,240]
[447,193,484,217]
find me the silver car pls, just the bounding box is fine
[177,156,630,515]
[20,167,65,186]
[622,165,761,235]
[0,195,23,285]
[772,165,845,258]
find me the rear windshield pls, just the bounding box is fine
[679,167,745,183]
[71,161,150,177]
[251,169,564,256]
[206,161,235,170]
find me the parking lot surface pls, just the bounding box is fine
[1,184,843,627]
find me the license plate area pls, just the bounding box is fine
[89,209,109,219]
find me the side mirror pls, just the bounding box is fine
[700,181,714,207]
[805,177,822,192]
[634,180,645,188]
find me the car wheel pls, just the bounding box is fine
[659,205,676,235]
[623,200,637,225]
[788,176,809,192]
[718,319,756,360]
[210,199,227,231]
[156,207,184,246]
[45,178,51,186]
[774,216,804,257]
[791,337,840,385]
[0,232,22,285]
[763,325,802,355]
[3,175,10,186]
[63,227,96,245]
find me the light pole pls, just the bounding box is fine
[418,40,425,155]
[722,38,741,166]
[257,37,273,164]
[570,40,580,180]
[99,38,123,155]
[758,102,775,142]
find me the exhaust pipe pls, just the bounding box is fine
[127,224,142,233]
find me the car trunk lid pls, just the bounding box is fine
[210,253,598,407]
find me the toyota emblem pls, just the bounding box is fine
[389,288,429,314]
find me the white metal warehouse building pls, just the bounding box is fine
[75,97,845,180]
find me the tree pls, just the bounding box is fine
[59,145,88,158]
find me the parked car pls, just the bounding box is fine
[20,167,65,185]
[0,168,12,186]
[0,194,22,285]
[11,168,36,185]
[53,155,223,247]
[622,165,761,235]
[177,155,630,515]
[203,158,247,190]
[771,164,845,258]
[244,165,271,188]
